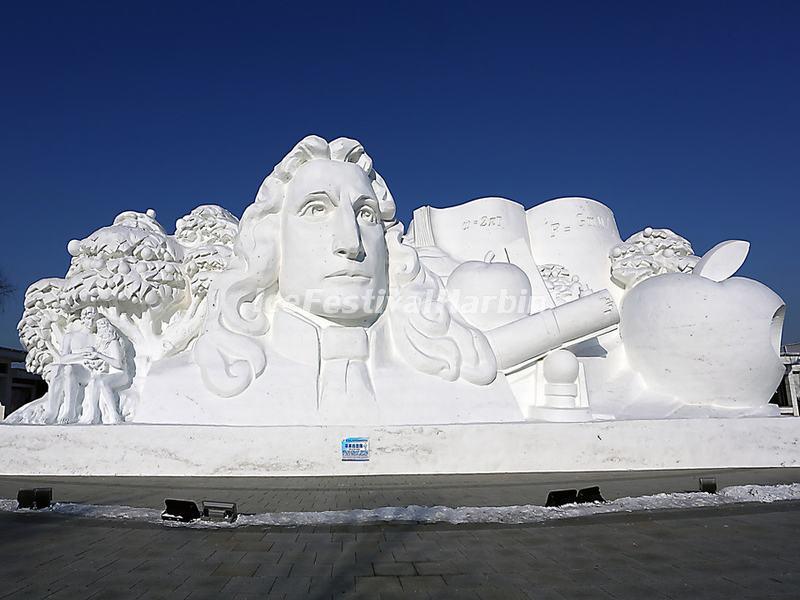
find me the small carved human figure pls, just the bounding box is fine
[42,308,134,424]
[78,317,132,424]
[44,306,100,423]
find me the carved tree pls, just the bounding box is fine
[18,207,239,380]
[161,205,239,356]
[13,205,239,423]
[17,278,69,380]
[59,210,189,369]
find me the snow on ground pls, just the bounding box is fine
[1,484,799,529]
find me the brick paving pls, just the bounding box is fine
[1,501,799,599]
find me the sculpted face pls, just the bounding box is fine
[279,159,389,325]
[96,318,113,338]
[80,307,98,330]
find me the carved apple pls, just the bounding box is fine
[446,255,532,331]
[620,273,785,410]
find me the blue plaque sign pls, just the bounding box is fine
[341,437,369,461]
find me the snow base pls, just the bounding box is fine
[1,417,800,476]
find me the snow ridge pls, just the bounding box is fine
[1,483,798,529]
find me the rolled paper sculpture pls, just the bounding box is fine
[486,289,620,371]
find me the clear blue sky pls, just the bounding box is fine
[1,1,798,348]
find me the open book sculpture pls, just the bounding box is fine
[6,135,786,426]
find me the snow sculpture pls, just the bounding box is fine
[408,196,785,419]
[538,264,591,306]
[9,204,238,424]
[6,135,786,426]
[18,278,69,380]
[609,227,699,289]
[26,307,134,425]
[45,307,103,423]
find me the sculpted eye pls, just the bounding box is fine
[299,198,330,218]
[357,205,378,224]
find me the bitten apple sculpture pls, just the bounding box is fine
[620,273,785,413]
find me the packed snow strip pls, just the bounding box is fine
[0,497,163,523]
[1,484,799,528]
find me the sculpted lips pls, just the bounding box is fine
[324,270,373,281]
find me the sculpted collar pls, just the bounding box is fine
[270,300,379,411]
[269,301,374,365]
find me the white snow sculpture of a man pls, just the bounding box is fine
[44,306,100,423]
[78,316,134,424]
[177,135,511,424]
[134,135,616,425]
[34,308,134,425]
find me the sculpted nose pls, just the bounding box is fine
[332,206,365,260]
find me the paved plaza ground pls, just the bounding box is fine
[1,470,799,599]
[1,501,799,599]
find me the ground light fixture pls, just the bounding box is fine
[17,488,52,510]
[546,486,606,507]
[699,477,718,494]
[202,501,238,523]
[576,485,605,503]
[546,489,578,507]
[161,498,201,522]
